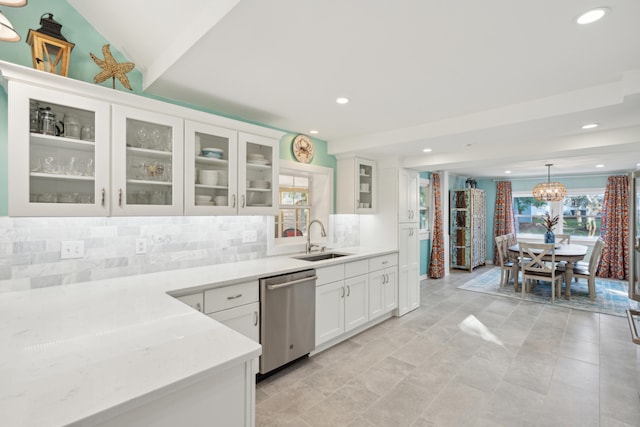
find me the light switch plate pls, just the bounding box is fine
[135,238,147,254]
[61,240,85,259]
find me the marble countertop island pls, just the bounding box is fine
[0,246,394,426]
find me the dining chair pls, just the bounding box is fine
[494,235,514,287]
[519,242,563,304]
[572,238,605,300]
[555,234,571,245]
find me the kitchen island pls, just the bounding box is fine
[0,247,394,426]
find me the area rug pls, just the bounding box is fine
[457,267,638,317]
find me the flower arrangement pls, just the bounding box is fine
[543,212,559,232]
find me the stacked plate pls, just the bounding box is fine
[195,195,213,206]
[251,179,269,189]
[247,153,270,165]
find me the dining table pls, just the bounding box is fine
[508,243,589,298]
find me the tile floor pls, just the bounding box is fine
[255,267,640,426]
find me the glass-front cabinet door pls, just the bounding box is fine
[238,132,278,215]
[8,82,110,216]
[184,121,238,215]
[111,105,184,216]
[356,157,376,213]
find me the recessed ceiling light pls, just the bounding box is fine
[504,170,512,174]
[309,130,318,134]
[576,7,609,25]
[581,123,599,129]
[595,164,605,168]
[422,148,432,153]
[336,97,349,104]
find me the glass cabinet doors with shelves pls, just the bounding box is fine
[356,158,376,213]
[238,132,278,215]
[184,121,238,215]
[112,105,184,216]
[8,82,110,216]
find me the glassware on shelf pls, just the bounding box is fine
[30,100,40,133]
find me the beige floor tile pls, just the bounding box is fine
[255,268,640,427]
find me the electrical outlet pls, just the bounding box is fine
[61,240,85,259]
[135,238,147,254]
[242,230,257,243]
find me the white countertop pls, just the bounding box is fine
[0,246,395,427]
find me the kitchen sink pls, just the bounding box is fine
[291,252,352,262]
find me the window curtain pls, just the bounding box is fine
[597,175,629,280]
[428,173,445,278]
[493,181,516,263]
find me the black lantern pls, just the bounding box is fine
[26,13,75,76]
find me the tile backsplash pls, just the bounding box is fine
[0,216,267,293]
[0,214,360,293]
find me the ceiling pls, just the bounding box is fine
[67,0,640,179]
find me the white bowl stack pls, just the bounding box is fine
[214,196,228,206]
[199,170,218,186]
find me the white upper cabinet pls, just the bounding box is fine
[399,169,419,223]
[2,62,282,217]
[238,132,279,215]
[8,82,111,216]
[111,105,184,216]
[184,121,238,215]
[337,156,376,214]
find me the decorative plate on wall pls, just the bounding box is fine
[292,134,314,163]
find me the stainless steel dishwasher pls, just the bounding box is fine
[259,269,316,375]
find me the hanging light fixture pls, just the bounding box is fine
[26,13,75,76]
[532,164,567,201]
[0,10,20,41]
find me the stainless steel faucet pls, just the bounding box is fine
[306,219,327,254]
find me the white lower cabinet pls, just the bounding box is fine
[369,254,398,318]
[315,280,346,345]
[315,260,369,347]
[203,281,260,343]
[209,302,259,343]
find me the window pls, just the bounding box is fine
[267,160,333,255]
[275,174,310,239]
[512,189,603,239]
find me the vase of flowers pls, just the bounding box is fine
[543,213,559,244]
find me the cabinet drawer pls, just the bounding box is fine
[316,264,345,286]
[204,281,258,314]
[345,259,368,278]
[369,253,398,271]
[176,293,204,312]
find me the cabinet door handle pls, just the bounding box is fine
[118,189,123,206]
[101,188,105,206]
[232,194,236,208]
[253,311,259,326]
[382,261,388,265]
[347,285,351,297]
[341,286,345,298]
[227,294,243,300]
[241,194,245,208]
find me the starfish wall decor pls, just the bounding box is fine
[90,44,135,91]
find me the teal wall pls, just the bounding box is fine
[0,0,334,215]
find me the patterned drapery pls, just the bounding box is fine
[493,181,516,263]
[597,175,629,280]
[428,173,445,278]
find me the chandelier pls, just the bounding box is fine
[532,164,567,202]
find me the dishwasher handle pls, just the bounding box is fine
[627,309,640,344]
[267,275,318,290]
